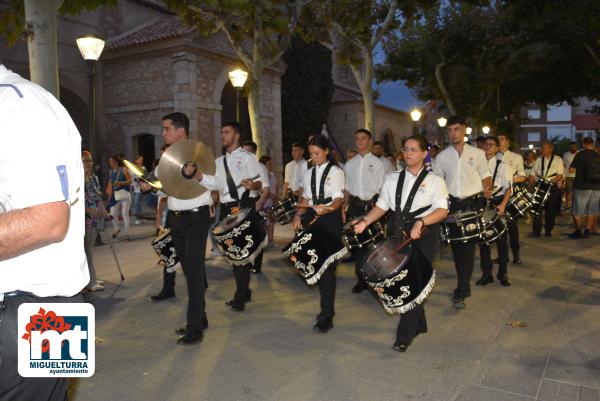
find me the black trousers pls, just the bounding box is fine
[346,196,372,284]
[396,246,427,343]
[318,263,337,319]
[479,233,509,278]
[0,293,83,401]
[533,187,561,235]
[507,217,520,259]
[169,209,209,331]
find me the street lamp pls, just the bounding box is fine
[464,135,469,142]
[76,35,105,156]
[528,144,534,150]
[437,117,447,127]
[228,69,248,121]
[466,127,473,135]
[410,109,422,122]
[482,125,491,134]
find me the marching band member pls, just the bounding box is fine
[342,128,386,294]
[433,115,492,309]
[215,121,263,311]
[477,136,512,287]
[353,135,449,352]
[528,141,564,237]
[283,142,308,197]
[292,134,345,333]
[496,133,526,264]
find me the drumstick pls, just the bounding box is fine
[295,204,335,211]
[222,174,260,196]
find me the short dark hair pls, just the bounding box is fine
[242,140,258,153]
[222,120,242,134]
[447,115,466,126]
[259,155,272,165]
[404,134,428,151]
[582,137,593,145]
[570,141,578,145]
[429,144,440,151]
[485,136,500,146]
[355,128,372,138]
[372,141,384,147]
[475,136,486,143]
[160,144,170,152]
[496,132,509,141]
[162,112,190,136]
[109,154,125,167]
[308,134,331,150]
[291,142,304,150]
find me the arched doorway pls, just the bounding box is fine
[220,81,252,143]
[134,133,156,172]
[60,87,89,148]
[382,129,397,154]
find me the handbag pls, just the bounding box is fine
[114,189,130,202]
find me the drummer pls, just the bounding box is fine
[353,134,448,352]
[477,136,512,287]
[342,128,386,294]
[292,134,345,333]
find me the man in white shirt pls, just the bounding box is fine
[283,142,308,198]
[496,133,526,264]
[563,141,578,210]
[528,141,564,237]
[373,141,396,174]
[215,121,264,311]
[0,65,88,400]
[477,137,513,287]
[342,129,386,293]
[433,115,492,309]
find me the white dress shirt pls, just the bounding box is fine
[563,151,577,178]
[284,159,308,192]
[433,144,491,198]
[249,162,270,198]
[532,154,564,180]
[499,149,525,178]
[302,162,345,206]
[487,157,512,196]
[343,152,385,200]
[215,147,263,203]
[380,156,396,175]
[376,168,449,217]
[155,165,221,211]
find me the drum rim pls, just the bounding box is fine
[361,238,412,283]
[213,208,251,235]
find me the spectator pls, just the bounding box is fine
[524,150,536,178]
[568,137,600,238]
[107,154,132,241]
[346,148,358,160]
[130,154,147,225]
[563,142,578,211]
[394,149,406,170]
[372,141,395,174]
[259,155,278,247]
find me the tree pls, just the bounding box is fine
[167,0,308,156]
[0,0,115,97]
[281,36,333,161]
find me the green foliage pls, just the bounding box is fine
[281,36,333,161]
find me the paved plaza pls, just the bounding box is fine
[71,215,600,401]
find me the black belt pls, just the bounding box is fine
[169,205,210,216]
[349,195,373,204]
[1,290,35,301]
[449,192,483,202]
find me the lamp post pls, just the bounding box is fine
[437,117,447,145]
[410,108,422,135]
[76,35,105,156]
[228,69,248,121]
[482,125,491,135]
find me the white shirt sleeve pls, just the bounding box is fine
[477,150,492,180]
[430,176,450,211]
[555,156,565,176]
[199,173,222,192]
[375,173,396,211]
[284,162,293,185]
[433,154,445,179]
[515,154,525,177]
[330,166,345,200]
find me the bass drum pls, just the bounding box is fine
[213,208,267,266]
[441,211,481,243]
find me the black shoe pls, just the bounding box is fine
[231,302,245,312]
[492,257,499,264]
[583,229,591,238]
[476,275,494,286]
[527,232,541,238]
[392,342,409,352]
[351,281,366,294]
[513,257,522,265]
[498,276,512,287]
[251,269,262,274]
[176,328,203,346]
[544,232,552,237]
[313,318,333,333]
[452,297,466,309]
[175,319,208,335]
[150,290,175,301]
[225,290,252,306]
[568,229,582,239]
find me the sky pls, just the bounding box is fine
[372,44,419,112]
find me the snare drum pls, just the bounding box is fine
[213,208,267,266]
[151,228,180,273]
[342,217,385,250]
[529,178,554,216]
[441,211,482,243]
[360,237,435,314]
[478,209,507,245]
[505,186,533,221]
[272,196,297,225]
[282,219,348,285]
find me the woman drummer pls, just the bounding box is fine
[292,134,345,333]
[353,135,449,352]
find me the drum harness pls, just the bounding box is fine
[392,169,430,238]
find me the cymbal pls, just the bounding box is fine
[159,140,216,199]
[123,159,163,191]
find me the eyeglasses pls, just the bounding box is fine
[401,147,422,153]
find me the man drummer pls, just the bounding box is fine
[528,141,564,237]
[215,121,264,311]
[477,136,512,287]
[342,128,386,293]
[433,115,492,309]
[283,142,308,198]
[496,133,526,264]
[353,134,449,352]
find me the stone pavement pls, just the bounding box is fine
[70,215,600,401]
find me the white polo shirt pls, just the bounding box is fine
[487,157,513,196]
[499,149,525,178]
[0,65,89,296]
[284,159,308,192]
[532,154,564,180]
[433,143,491,198]
[302,162,345,206]
[344,152,385,200]
[215,147,263,203]
[376,168,449,217]
[380,155,396,175]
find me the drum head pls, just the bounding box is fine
[362,238,411,283]
[445,211,478,223]
[481,209,497,223]
[213,208,250,234]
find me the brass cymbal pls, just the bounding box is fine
[123,159,163,191]
[159,140,216,199]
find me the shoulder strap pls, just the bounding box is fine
[311,163,333,203]
[492,159,501,188]
[393,168,429,231]
[223,156,240,201]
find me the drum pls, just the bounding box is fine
[360,237,435,314]
[478,209,507,245]
[505,186,533,222]
[441,211,481,243]
[281,219,348,285]
[529,178,554,216]
[272,196,297,225]
[151,229,180,273]
[213,208,267,266]
[342,217,385,250]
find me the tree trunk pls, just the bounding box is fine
[350,49,375,133]
[362,84,375,134]
[24,0,63,97]
[247,76,264,157]
[435,62,456,115]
